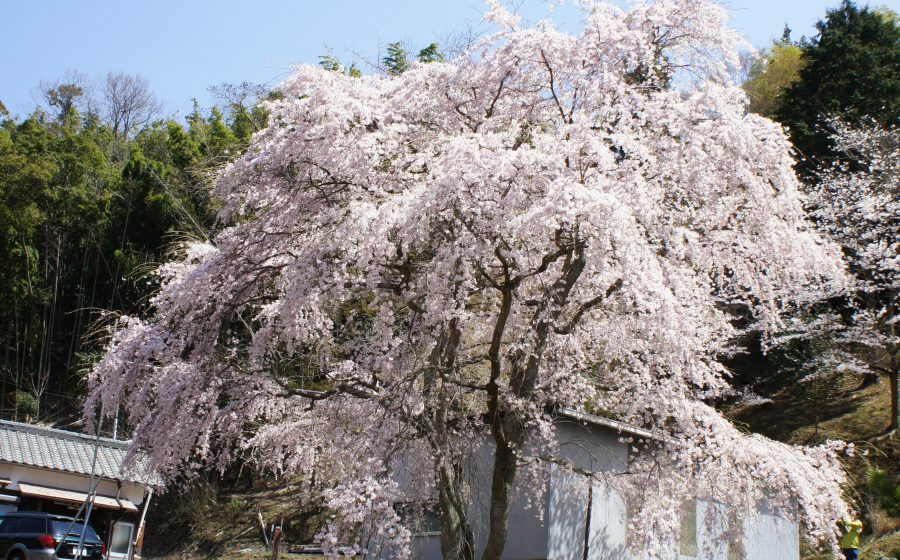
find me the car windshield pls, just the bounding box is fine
[50,520,100,540]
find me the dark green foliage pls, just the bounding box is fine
[417,43,443,63]
[774,1,899,173]
[383,42,410,76]
[208,82,271,141]
[320,42,441,79]
[14,392,38,419]
[318,54,343,73]
[867,468,900,516]
[318,55,361,78]
[0,81,262,422]
[45,83,85,122]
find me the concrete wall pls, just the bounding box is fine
[676,499,799,560]
[742,507,799,560]
[587,482,629,560]
[399,440,549,560]
[403,418,631,560]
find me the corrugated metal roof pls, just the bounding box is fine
[0,420,156,485]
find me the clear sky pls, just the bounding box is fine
[3,0,898,119]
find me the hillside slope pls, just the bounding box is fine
[730,381,900,560]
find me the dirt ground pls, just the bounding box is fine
[148,545,326,560]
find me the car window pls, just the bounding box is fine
[0,517,20,533]
[17,517,47,533]
[50,520,99,540]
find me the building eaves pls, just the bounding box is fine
[556,407,665,442]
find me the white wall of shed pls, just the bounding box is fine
[742,508,799,560]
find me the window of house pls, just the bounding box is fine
[679,501,698,557]
[108,521,135,558]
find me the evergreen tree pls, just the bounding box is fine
[417,43,443,63]
[775,1,899,173]
[0,78,255,422]
[382,42,409,75]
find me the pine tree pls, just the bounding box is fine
[775,1,899,174]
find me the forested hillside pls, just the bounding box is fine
[0,77,268,425]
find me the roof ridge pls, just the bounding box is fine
[0,419,132,450]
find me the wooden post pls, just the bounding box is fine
[133,487,153,559]
[582,481,593,560]
[271,526,283,560]
[258,512,269,547]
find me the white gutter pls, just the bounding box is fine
[556,407,664,441]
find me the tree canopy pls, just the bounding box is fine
[88,2,851,559]
[804,118,900,431]
[0,76,264,423]
[742,32,804,118]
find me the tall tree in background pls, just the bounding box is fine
[775,1,899,174]
[417,43,443,63]
[37,70,97,123]
[0,75,263,424]
[102,72,161,141]
[742,27,804,118]
[382,42,410,75]
[209,82,272,141]
[89,2,850,559]
[0,108,117,419]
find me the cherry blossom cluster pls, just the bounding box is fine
[804,119,899,383]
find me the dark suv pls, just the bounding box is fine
[0,512,104,560]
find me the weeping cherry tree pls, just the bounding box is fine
[89,1,853,558]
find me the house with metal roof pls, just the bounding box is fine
[0,420,158,560]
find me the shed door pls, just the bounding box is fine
[108,521,134,560]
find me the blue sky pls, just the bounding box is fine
[3,0,898,118]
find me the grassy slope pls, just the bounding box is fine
[729,380,900,560]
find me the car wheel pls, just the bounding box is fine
[6,550,24,560]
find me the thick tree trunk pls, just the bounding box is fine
[481,424,520,560]
[436,455,475,560]
[480,242,596,559]
[426,320,474,560]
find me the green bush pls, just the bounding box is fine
[15,391,38,418]
[867,468,900,516]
